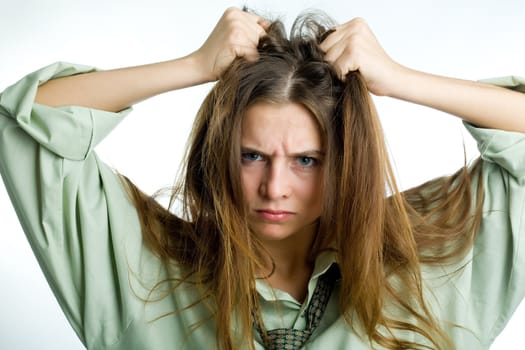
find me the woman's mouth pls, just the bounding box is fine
[255,209,295,221]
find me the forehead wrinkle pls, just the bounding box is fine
[242,127,321,156]
[241,102,322,156]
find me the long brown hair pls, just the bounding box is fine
[118,11,483,350]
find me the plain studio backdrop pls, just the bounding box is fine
[0,0,523,349]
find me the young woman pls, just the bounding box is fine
[1,6,524,350]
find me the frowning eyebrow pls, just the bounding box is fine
[240,146,325,158]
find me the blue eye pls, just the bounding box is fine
[297,156,318,167]
[241,152,263,162]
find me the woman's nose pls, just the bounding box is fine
[259,161,291,199]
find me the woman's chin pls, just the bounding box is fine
[251,225,296,242]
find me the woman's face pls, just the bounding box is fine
[240,101,324,245]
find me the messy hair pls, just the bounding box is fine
[118,9,482,350]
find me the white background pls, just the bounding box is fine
[0,0,523,349]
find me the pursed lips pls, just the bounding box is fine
[255,209,296,221]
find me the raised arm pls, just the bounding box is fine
[35,7,268,112]
[0,8,269,347]
[320,18,525,133]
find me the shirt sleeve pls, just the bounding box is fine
[460,75,525,345]
[0,62,148,348]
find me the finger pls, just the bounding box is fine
[223,22,258,56]
[234,45,260,61]
[244,11,271,31]
[242,21,265,46]
[240,16,268,46]
[257,18,271,31]
[322,41,345,64]
[319,25,344,53]
[243,10,270,29]
[333,51,359,80]
[320,17,369,52]
[239,11,269,37]
[243,50,261,62]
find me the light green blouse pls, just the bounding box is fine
[1,62,525,350]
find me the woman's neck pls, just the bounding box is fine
[256,229,316,302]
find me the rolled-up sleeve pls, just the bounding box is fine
[458,76,525,345]
[465,124,525,344]
[0,62,146,348]
[0,62,129,160]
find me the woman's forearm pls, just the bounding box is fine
[387,66,525,133]
[320,19,524,133]
[34,54,214,112]
[34,8,268,113]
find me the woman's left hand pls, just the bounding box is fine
[321,18,525,134]
[319,18,404,96]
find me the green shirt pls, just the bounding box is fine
[1,62,525,349]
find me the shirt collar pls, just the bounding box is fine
[255,250,338,302]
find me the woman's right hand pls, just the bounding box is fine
[191,7,269,81]
[34,7,269,112]
[320,18,403,96]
